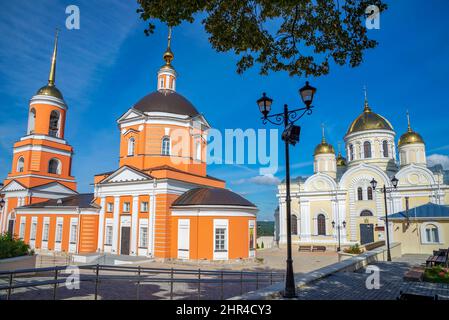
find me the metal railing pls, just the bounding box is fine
[0,264,284,300]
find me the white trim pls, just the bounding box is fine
[177,219,190,260]
[20,134,67,144]
[213,219,229,260]
[5,174,75,183]
[420,222,444,244]
[13,145,72,157]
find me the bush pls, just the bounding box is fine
[0,233,32,259]
[424,265,449,284]
[261,242,264,249]
[343,244,363,255]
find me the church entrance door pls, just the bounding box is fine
[360,224,374,245]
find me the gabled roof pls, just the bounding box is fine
[97,165,153,184]
[388,203,449,220]
[1,180,27,192]
[172,187,256,208]
[19,194,99,210]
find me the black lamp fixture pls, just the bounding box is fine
[299,81,316,108]
[0,198,5,209]
[256,81,316,298]
[257,92,273,119]
[369,176,399,262]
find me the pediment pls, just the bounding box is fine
[1,180,26,192]
[117,108,145,123]
[32,182,77,195]
[101,166,152,184]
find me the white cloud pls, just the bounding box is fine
[427,154,449,170]
[235,174,281,186]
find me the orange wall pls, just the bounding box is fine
[170,215,256,260]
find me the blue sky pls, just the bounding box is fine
[1,1,449,221]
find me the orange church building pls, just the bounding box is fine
[0,30,258,261]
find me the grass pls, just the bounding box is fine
[424,265,449,284]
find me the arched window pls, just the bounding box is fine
[425,224,440,243]
[364,141,372,158]
[382,140,389,158]
[48,158,61,174]
[357,187,363,201]
[291,215,298,235]
[49,110,60,137]
[367,187,373,200]
[360,210,373,217]
[161,137,170,156]
[17,157,25,173]
[317,214,326,236]
[349,144,354,161]
[28,108,36,134]
[127,137,135,156]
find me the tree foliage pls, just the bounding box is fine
[137,0,387,77]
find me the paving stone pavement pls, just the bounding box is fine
[297,254,449,300]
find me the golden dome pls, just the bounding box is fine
[346,103,394,135]
[398,112,424,147]
[336,153,347,166]
[36,84,63,100]
[314,139,335,156]
[163,48,174,65]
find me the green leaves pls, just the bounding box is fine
[137,0,387,77]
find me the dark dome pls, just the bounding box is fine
[133,90,199,117]
[172,188,257,208]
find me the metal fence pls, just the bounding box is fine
[0,264,284,300]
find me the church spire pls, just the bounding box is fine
[406,109,412,132]
[48,29,59,86]
[36,29,64,100]
[363,85,371,112]
[157,26,177,92]
[321,123,326,143]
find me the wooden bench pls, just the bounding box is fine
[298,245,312,252]
[312,246,326,252]
[426,248,449,267]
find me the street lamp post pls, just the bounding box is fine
[256,81,316,298]
[332,220,346,252]
[370,176,399,262]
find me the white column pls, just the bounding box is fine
[1,198,9,233]
[338,198,348,243]
[331,198,338,241]
[149,193,156,257]
[97,197,106,251]
[112,196,120,254]
[300,200,311,242]
[278,199,286,244]
[130,196,139,256]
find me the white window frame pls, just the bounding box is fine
[107,202,114,213]
[127,137,135,156]
[177,219,190,259]
[30,221,37,240]
[213,219,229,260]
[19,217,26,239]
[105,224,113,246]
[42,221,50,242]
[161,137,171,156]
[55,222,63,243]
[123,202,131,213]
[17,157,25,173]
[69,219,78,244]
[421,222,443,244]
[140,201,149,212]
[139,226,148,248]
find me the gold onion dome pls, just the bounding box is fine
[37,30,63,100]
[398,112,424,147]
[314,126,335,156]
[346,101,393,135]
[336,152,347,166]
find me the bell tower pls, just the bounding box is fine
[3,30,76,191]
[157,27,177,92]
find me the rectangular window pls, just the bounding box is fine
[19,222,26,239]
[123,202,130,213]
[43,223,49,241]
[70,224,77,244]
[30,222,37,240]
[56,223,63,243]
[249,227,255,250]
[215,228,227,252]
[139,226,148,248]
[140,201,149,212]
[107,203,114,212]
[105,226,113,246]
